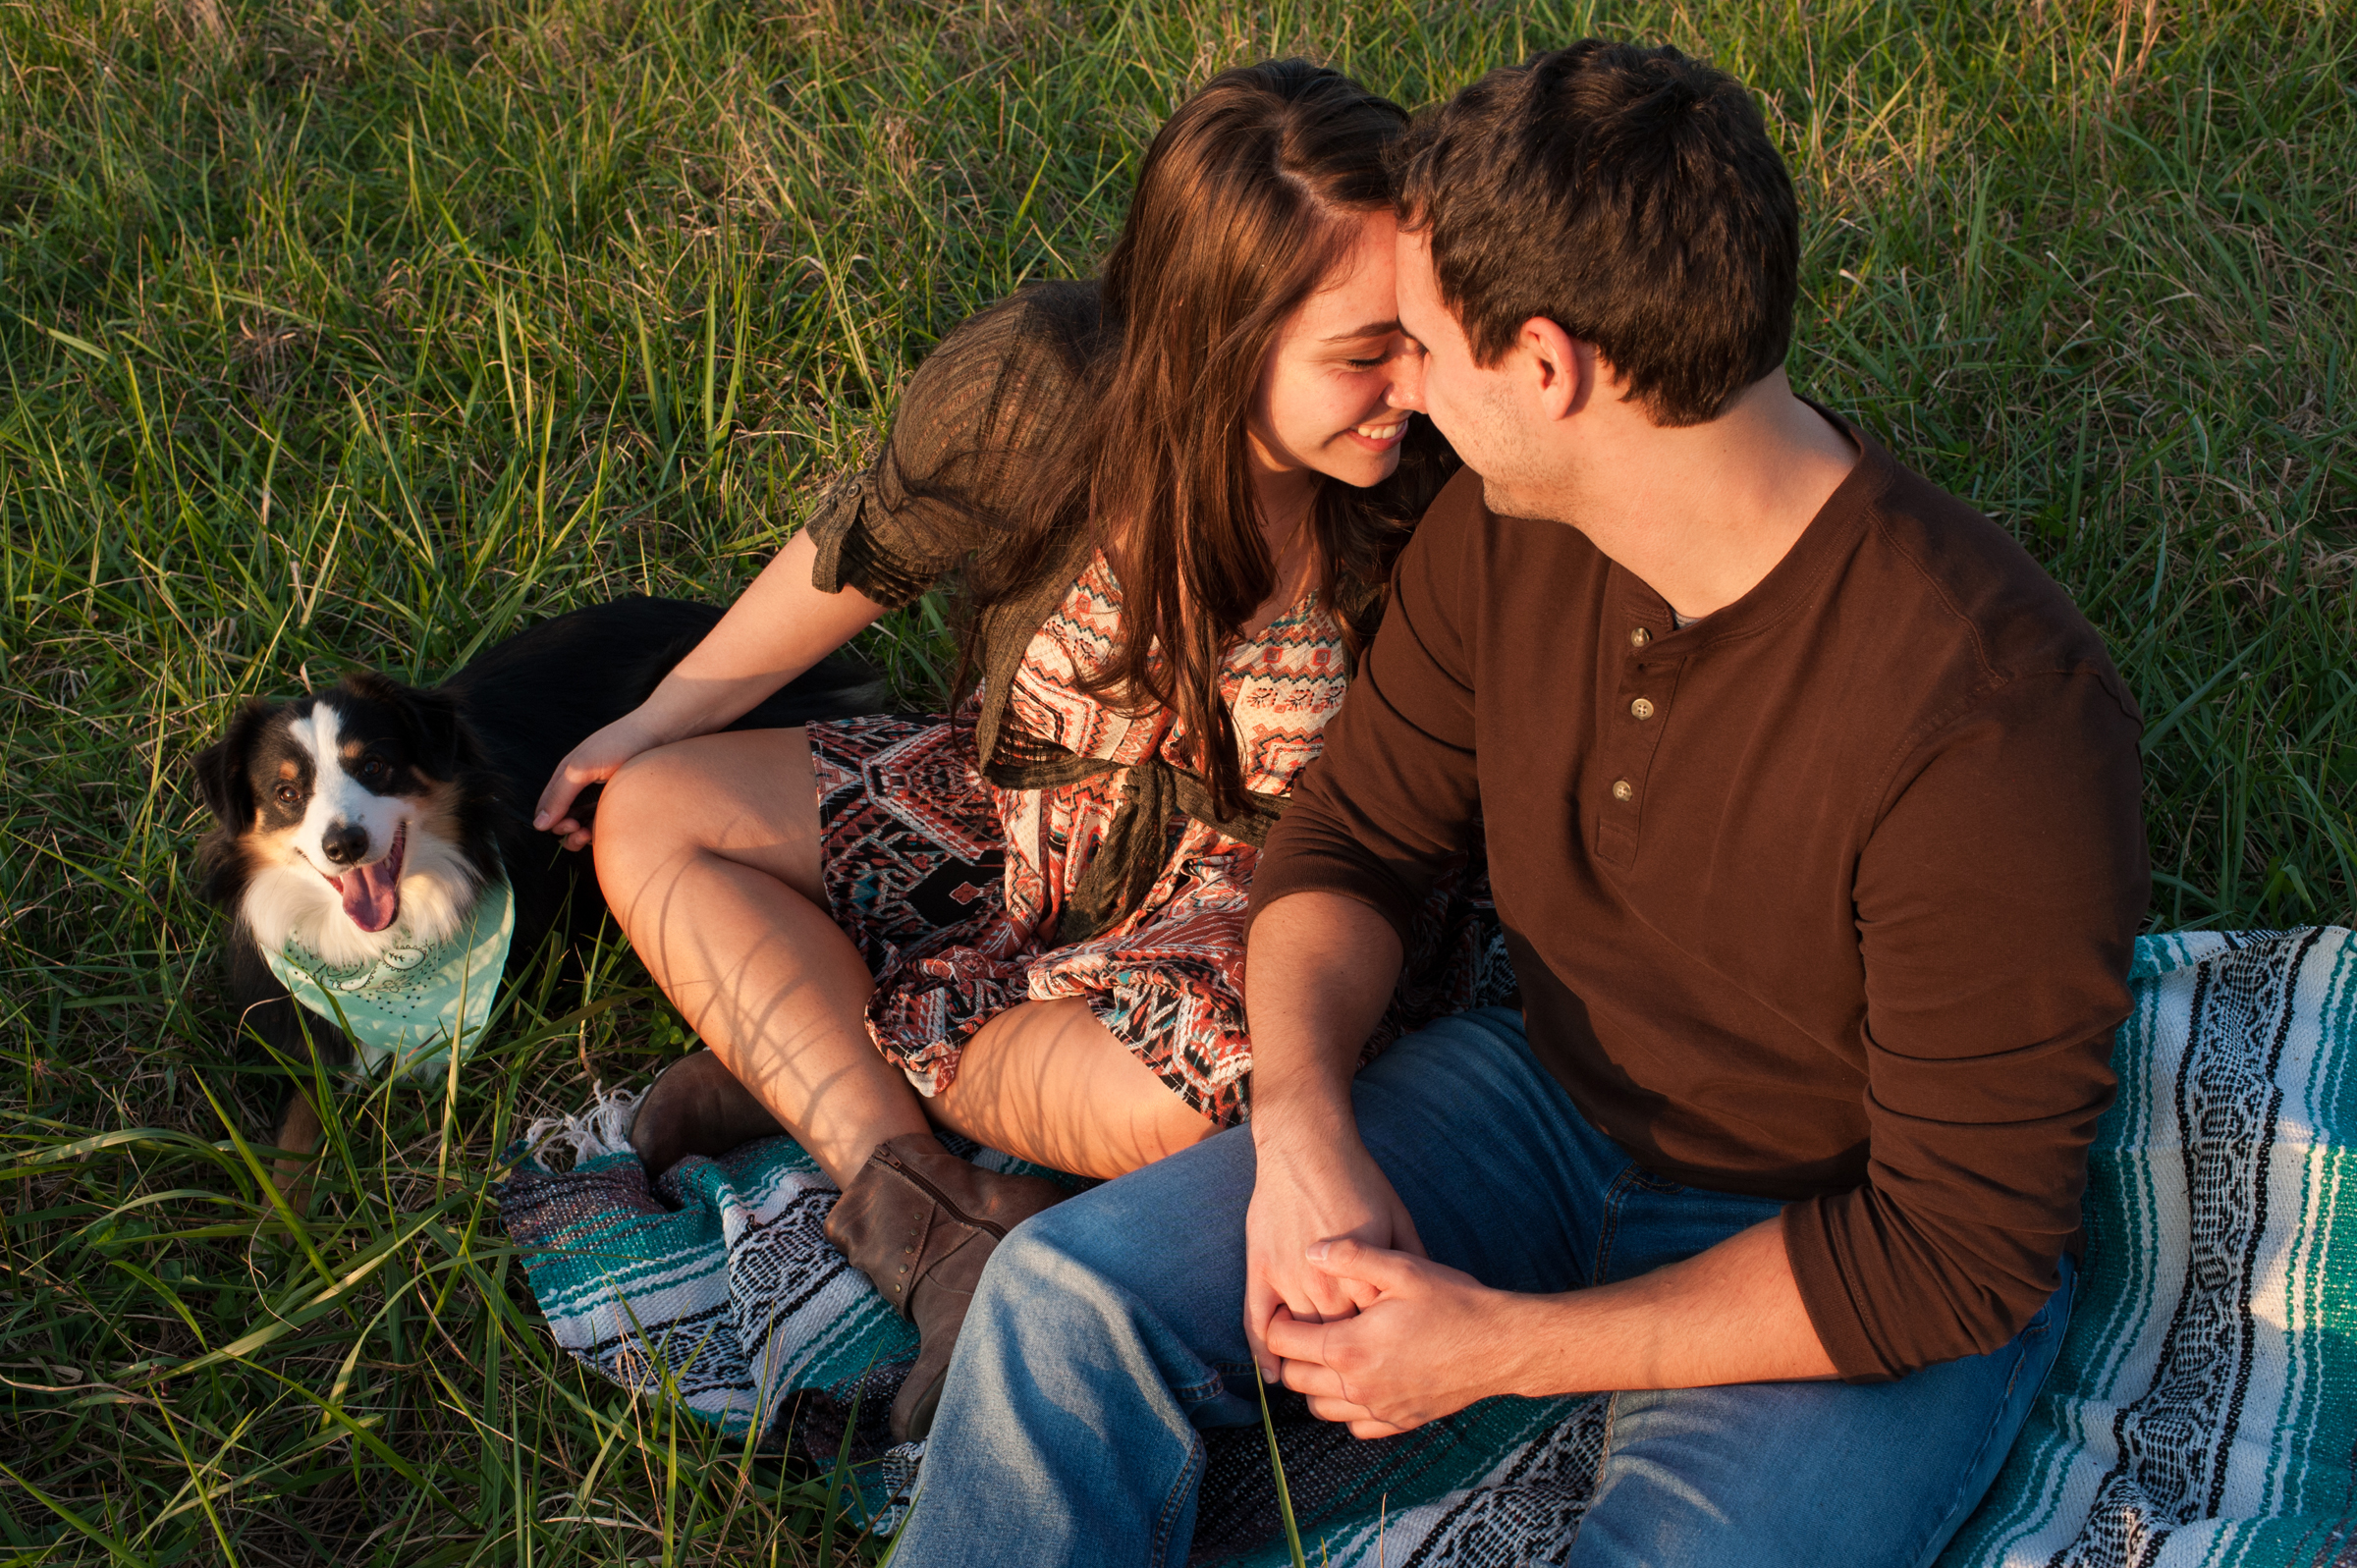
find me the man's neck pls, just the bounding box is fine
[1544,372,1858,622]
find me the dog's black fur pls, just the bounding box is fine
[193,596,887,1092]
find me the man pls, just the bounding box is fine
[890,40,2148,1567]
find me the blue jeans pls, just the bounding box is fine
[890,1007,2074,1567]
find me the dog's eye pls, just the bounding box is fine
[274,784,300,804]
[357,757,388,784]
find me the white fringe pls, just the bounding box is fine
[869,1439,926,1537]
[519,1083,642,1172]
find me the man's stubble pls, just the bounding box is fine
[1463,371,1577,527]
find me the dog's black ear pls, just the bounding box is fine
[192,698,277,824]
[342,669,478,778]
[404,683,477,778]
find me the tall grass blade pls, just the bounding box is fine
[816,1377,869,1567]
[1257,1372,1309,1568]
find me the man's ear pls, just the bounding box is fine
[1517,317,1591,421]
[192,699,276,825]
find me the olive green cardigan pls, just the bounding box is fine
[803,280,1109,780]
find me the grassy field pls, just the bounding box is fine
[2,0,2352,1560]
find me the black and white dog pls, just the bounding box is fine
[192,597,884,1147]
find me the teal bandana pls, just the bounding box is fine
[260,877,515,1082]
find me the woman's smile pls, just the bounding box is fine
[1245,207,1417,488]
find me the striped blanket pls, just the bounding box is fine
[495,928,2357,1563]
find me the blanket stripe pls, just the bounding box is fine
[1939,928,2357,1568]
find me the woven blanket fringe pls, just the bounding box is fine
[518,1083,640,1172]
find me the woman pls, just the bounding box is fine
[533,60,1510,1440]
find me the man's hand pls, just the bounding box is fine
[1270,1218,1840,1439]
[1267,1239,1534,1438]
[1243,1132,1423,1381]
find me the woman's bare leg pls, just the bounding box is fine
[932,1000,1220,1179]
[597,728,1222,1184]
[592,728,927,1190]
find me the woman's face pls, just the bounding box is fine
[1245,207,1420,493]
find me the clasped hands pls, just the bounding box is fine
[1243,1139,1538,1439]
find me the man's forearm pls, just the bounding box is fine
[1244,892,1404,1136]
[1273,1216,1838,1435]
[1518,1217,1837,1392]
[1243,891,1425,1368]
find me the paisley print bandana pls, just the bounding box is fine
[260,876,515,1082]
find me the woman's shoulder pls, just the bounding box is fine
[849,283,1105,568]
[874,282,1109,502]
[904,279,1108,427]
[960,277,1107,353]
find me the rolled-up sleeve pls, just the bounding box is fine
[805,283,1101,609]
[1784,668,2148,1379]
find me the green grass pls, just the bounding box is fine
[2,0,2351,1560]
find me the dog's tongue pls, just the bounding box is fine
[339,855,402,933]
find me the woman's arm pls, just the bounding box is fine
[540,284,1103,846]
[533,530,887,847]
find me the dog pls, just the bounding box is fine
[192,596,888,1162]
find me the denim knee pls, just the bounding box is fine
[970,1213,1106,1331]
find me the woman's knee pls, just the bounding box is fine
[1130,1099,1221,1170]
[590,747,698,877]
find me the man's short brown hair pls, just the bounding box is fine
[1393,41,1799,427]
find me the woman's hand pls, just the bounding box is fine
[530,533,893,850]
[535,711,669,850]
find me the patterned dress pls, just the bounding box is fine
[806,551,1513,1127]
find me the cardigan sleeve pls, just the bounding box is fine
[805,280,1105,609]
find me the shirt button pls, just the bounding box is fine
[1629,626,1652,648]
[1612,779,1634,802]
[1629,697,1656,721]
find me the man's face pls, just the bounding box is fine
[1392,229,1554,519]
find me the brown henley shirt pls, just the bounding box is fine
[1249,427,2150,1382]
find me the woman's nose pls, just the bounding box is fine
[1386,337,1423,409]
[1385,359,1427,412]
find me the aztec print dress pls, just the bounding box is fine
[804,549,1514,1127]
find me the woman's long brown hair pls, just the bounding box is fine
[963,60,1444,820]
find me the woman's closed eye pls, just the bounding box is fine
[1342,336,1412,371]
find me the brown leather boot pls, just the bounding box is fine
[629,1051,787,1181]
[824,1133,1067,1441]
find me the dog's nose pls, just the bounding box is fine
[320,822,369,866]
